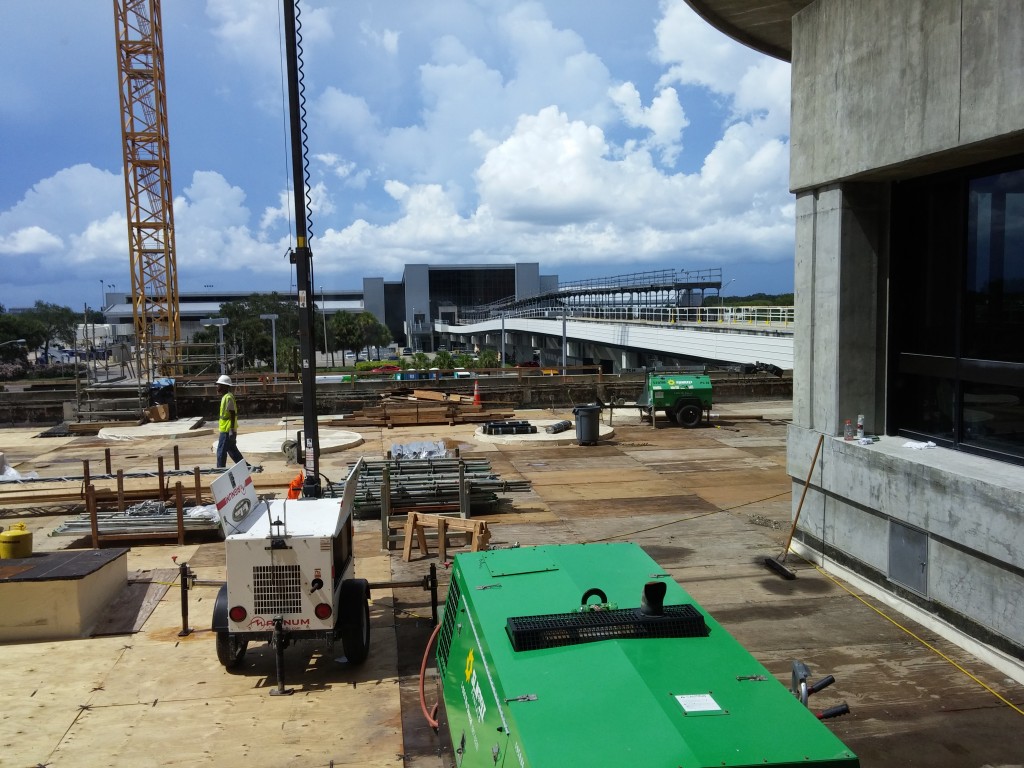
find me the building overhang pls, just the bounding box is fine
[683,0,812,62]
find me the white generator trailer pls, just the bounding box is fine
[211,460,369,679]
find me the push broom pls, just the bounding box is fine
[764,433,824,579]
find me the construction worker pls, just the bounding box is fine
[215,374,245,468]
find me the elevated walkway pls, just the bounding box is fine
[438,310,794,369]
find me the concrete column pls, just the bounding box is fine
[793,183,889,437]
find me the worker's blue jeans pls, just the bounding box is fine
[216,431,244,468]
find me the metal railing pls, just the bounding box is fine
[445,304,795,329]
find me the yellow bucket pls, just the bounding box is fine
[0,523,33,559]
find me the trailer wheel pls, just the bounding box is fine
[216,632,248,669]
[676,404,702,428]
[340,579,371,665]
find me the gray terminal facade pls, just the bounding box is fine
[687,0,1024,668]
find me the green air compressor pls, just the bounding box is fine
[636,372,713,427]
[435,542,857,767]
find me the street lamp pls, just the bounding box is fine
[0,338,26,348]
[260,313,279,382]
[201,318,229,374]
[719,278,736,307]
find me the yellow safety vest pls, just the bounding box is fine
[218,392,237,433]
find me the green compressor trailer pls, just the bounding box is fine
[435,542,857,768]
[637,372,713,427]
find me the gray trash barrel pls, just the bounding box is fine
[573,404,601,445]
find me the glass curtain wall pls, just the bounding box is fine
[891,158,1024,464]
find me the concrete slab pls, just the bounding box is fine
[220,428,364,456]
[98,417,214,441]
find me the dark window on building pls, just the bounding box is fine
[890,157,1024,464]
[427,268,516,312]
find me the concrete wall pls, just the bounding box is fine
[791,0,1024,192]
[514,263,541,300]
[789,0,1024,661]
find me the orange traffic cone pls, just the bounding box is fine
[473,380,481,406]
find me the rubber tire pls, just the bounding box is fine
[676,404,702,428]
[340,579,371,665]
[216,632,248,668]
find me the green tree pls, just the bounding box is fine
[411,351,431,370]
[477,348,500,369]
[330,311,391,364]
[329,311,360,366]
[433,350,454,370]
[367,319,392,358]
[22,301,78,360]
[0,310,45,357]
[194,293,299,371]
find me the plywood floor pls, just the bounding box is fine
[2,403,1023,768]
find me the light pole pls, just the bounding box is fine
[260,313,279,382]
[201,318,229,374]
[719,278,736,307]
[0,338,26,348]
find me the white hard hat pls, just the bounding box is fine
[216,374,234,386]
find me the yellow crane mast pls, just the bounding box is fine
[113,0,180,378]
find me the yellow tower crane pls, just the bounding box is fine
[113,0,181,379]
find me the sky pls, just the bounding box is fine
[0,0,794,312]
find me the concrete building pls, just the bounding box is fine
[102,264,554,353]
[686,0,1024,674]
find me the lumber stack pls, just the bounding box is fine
[326,392,513,428]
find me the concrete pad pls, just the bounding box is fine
[98,417,214,441]
[474,418,614,445]
[226,428,363,456]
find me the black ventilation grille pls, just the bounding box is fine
[436,578,461,675]
[506,604,709,652]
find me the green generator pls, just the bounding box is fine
[637,373,713,427]
[436,543,858,767]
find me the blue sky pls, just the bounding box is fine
[0,0,793,311]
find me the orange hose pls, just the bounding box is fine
[419,622,442,730]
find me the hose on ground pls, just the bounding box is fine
[419,622,442,730]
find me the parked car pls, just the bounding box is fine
[402,347,413,355]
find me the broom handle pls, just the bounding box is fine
[781,433,825,557]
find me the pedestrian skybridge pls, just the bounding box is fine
[436,304,794,371]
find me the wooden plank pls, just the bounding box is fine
[411,389,448,401]
[90,568,177,636]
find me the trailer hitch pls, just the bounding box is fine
[791,659,849,719]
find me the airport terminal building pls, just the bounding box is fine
[103,263,556,352]
[686,0,1024,671]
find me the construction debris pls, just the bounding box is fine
[324,392,513,428]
